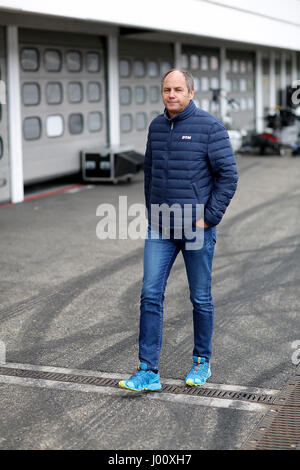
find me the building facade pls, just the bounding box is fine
[0,0,299,203]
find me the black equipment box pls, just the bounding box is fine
[81,145,144,183]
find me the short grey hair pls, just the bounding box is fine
[161,69,194,92]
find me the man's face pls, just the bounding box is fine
[162,71,194,117]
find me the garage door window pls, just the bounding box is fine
[69,113,83,134]
[232,60,239,73]
[136,112,147,130]
[86,52,101,73]
[46,82,63,105]
[119,59,131,78]
[200,56,208,71]
[248,97,254,109]
[21,48,39,72]
[134,60,145,77]
[194,77,200,92]
[120,114,133,133]
[161,61,172,75]
[148,61,159,77]
[211,77,219,89]
[120,87,131,105]
[46,115,64,137]
[135,86,146,104]
[88,112,103,132]
[87,82,101,102]
[66,51,82,72]
[181,55,189,69]
[23,117,41,140]
[201,77,209,91]
[210,56,219,71]
[22,83,40,106]
[240,60,246,73]
[201,99,210,112]
[190,55,199,70]
[240,78,247,92]
[149,86,160,103]
[44,49,62,72]
[68,82,83,103]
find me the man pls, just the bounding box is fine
[119,69,238,391]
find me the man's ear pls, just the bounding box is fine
[190,89,195,100]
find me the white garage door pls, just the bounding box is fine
[119,38,174,153]
[19,29,107,184]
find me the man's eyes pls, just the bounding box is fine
[164,88,184,92]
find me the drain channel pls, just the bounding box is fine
[242,371,300,449]
[0,366,276,405]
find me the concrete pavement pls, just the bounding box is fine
[0,155,299,449]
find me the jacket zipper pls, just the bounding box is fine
[166,121,174,194]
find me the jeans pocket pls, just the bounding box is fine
[202,227,216,248]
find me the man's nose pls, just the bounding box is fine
[169,90,176,99]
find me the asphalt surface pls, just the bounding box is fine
[0,154,300,450]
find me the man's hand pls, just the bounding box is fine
[195,218,210,229]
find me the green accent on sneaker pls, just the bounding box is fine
[185,356,211,386]
[118,363,162,392]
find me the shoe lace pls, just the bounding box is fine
[128,369,149,386]
[191,361,209,377]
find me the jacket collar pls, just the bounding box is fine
[164,100,196,122]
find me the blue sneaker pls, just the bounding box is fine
[119,362,162,392]
[185,356,211,386]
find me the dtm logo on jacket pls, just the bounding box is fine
[182,135,192,140]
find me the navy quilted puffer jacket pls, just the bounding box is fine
[144,100,238,230]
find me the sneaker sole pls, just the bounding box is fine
[118,380,162,392]
[185,373,211,387]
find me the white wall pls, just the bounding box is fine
[0,0,300,50]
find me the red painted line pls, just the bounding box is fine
[0,184,84,208]
[0,201,14,209]
[24,184,84,202]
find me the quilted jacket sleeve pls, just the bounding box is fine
[204,121,239,227]
[144,130,152,220]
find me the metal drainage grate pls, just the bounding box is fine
[242,405,300,450]
[161,383,276,404]
[0,367,120,388]
[0,366,277,405]
[273,376,300,407]
[243,372,300,449]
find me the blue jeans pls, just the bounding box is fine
[139,224,217,369]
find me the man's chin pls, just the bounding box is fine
[167,105,181,114]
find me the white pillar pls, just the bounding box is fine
[280,51,287,106]
[269,50,276,111]
[220,46,227,120]
[6,25,24,203]
[107,34,120,147]
[255,50,264,133]
[174,42,182,69]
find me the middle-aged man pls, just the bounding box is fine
[119,69,238,391]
